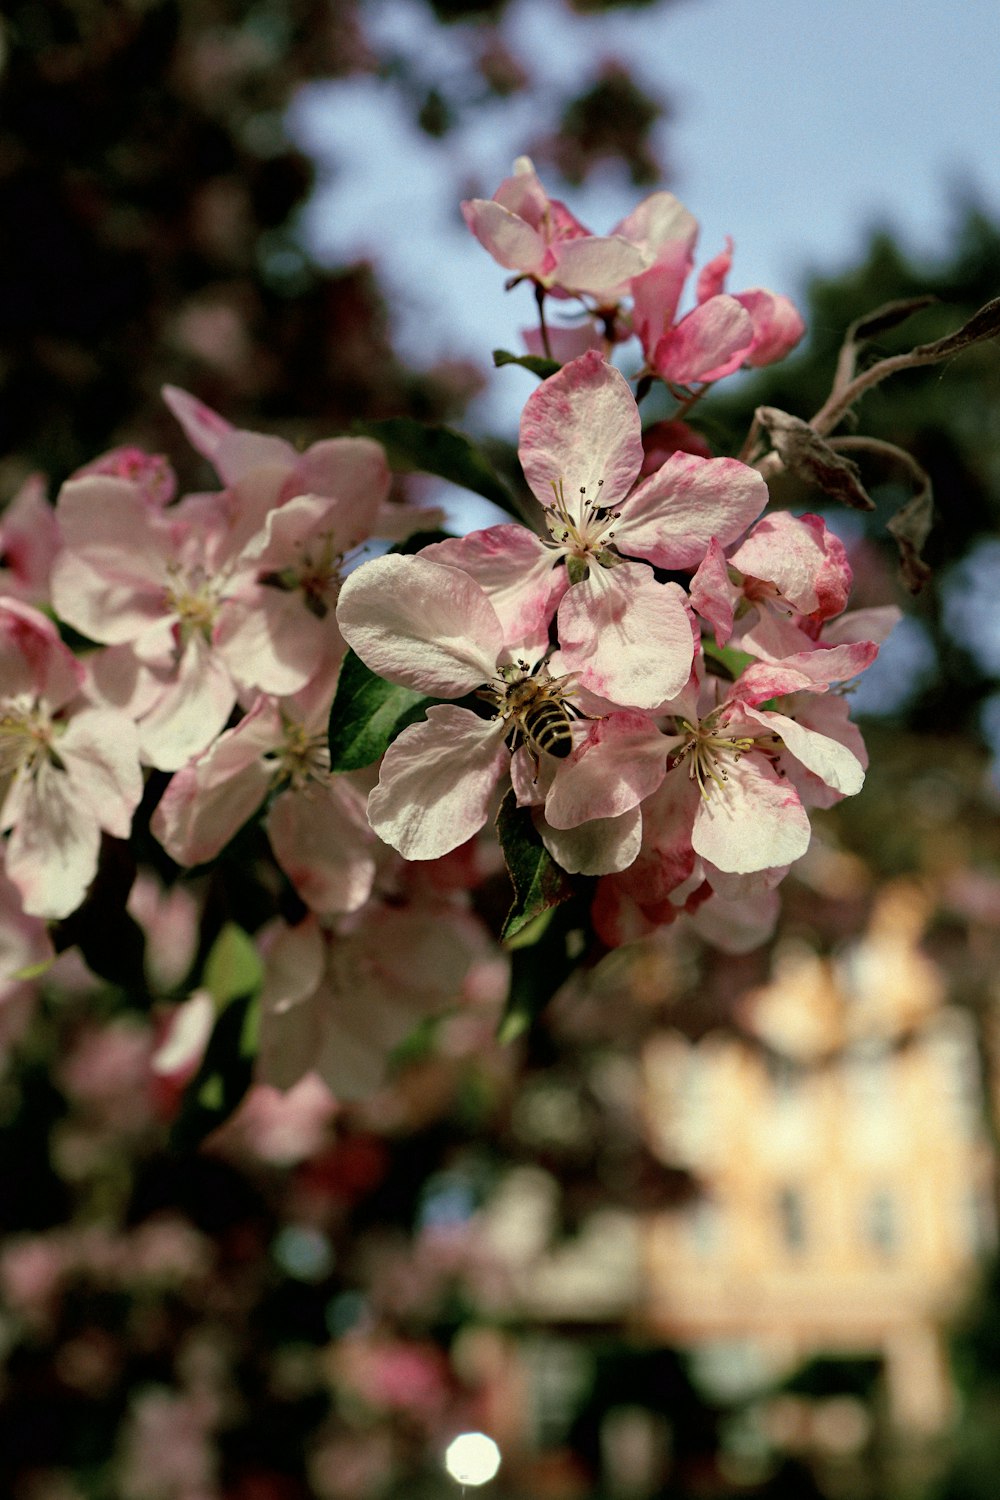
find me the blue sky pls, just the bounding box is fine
[288,0,1000,430]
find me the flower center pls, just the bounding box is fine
[164,564,221,643]
[260,532,342,620]
[271,719,331,791]
[542,477,620,565]
[0,702,59,780]
[672,716,757,800]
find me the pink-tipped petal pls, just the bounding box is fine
[543,710,666,829]
[557,566,693,709]
[366,706,509,860]
[652,294,754,384]
[622,453,768,570]
[519,351,643,511]
[337,555,505,696]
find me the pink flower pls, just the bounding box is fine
[631,232,804,385]
[51,425,392,768]
[0,600,142,919]
[690,511,854,650]
[0,474,60,605]
[257,903,500,1099]
[337,553,624,861]
[151,676,376,917]
[461,156,646,303]
[423,352,767,707]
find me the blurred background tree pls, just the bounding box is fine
[2,1,1000,1497]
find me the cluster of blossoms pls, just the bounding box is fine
[0,160,898,1102]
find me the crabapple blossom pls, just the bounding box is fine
[423,351,767,707]
[256,902,505,1099]
[461,156,646,304]
[690,510,854,651]
[0,599,142,920]
[337,553,628,863]
[151,673,377,916]
[51,411,394,768]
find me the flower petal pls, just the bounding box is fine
[519,352,642,511]
[267,780,376,915]
[538,805,641,876]
[366,706,508,860]
[692,756,810,874]
[337,554,505,695]
[652,294,754,383]
[621,453,768,570]
[557,565,693,708]
[151,699,281,864]
[543,710,666,829]
[420,526,567,655]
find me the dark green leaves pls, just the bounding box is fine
[353,415,519,518]
[492,347,561,380]
[170,923,263,1151]
[328,649,432,772]
[496,790,574,944]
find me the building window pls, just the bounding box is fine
[776,1187,807,1252]
[861,1189,899,1256]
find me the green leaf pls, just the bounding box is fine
[353,416,518,517]
[11,957,55,982]
[702,639,758,681]
[496,790,574,945]
[492,348,561,380]
[497,900,586,1045]
[328,648,432,771]
[203,923,263,1010]
[170,994,257,1152]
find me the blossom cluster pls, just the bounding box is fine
[0,159,896,1103]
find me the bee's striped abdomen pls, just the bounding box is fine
[524,700,573,759]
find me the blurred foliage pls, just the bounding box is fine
[0,0,673,491]
[704,208,1000,749]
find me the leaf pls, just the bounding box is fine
[496,898,586,1045]
[847,296,938,345]
[756,406,875,511]
[170,994,258,1152]
[909,295,1000,362]
[203,922,263,1009]
[497,790,575,944]
[492,348,561,380]
[887,480,935,593]
[328,648,432,771]
[353,416,519,517]
[702,640,758,681]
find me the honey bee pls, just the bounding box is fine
[482,661,588,779]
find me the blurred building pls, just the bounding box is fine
[641,881,997,1437]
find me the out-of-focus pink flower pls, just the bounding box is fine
[73,445,177,507]
[257,902,504,1100]
[0,473,60,605]
[127,872,202,993]
[691,511,855,650]
[211,1073,340,1165]
[0,600,142,919]
[151,677,376,916]
[462,156,646,303]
